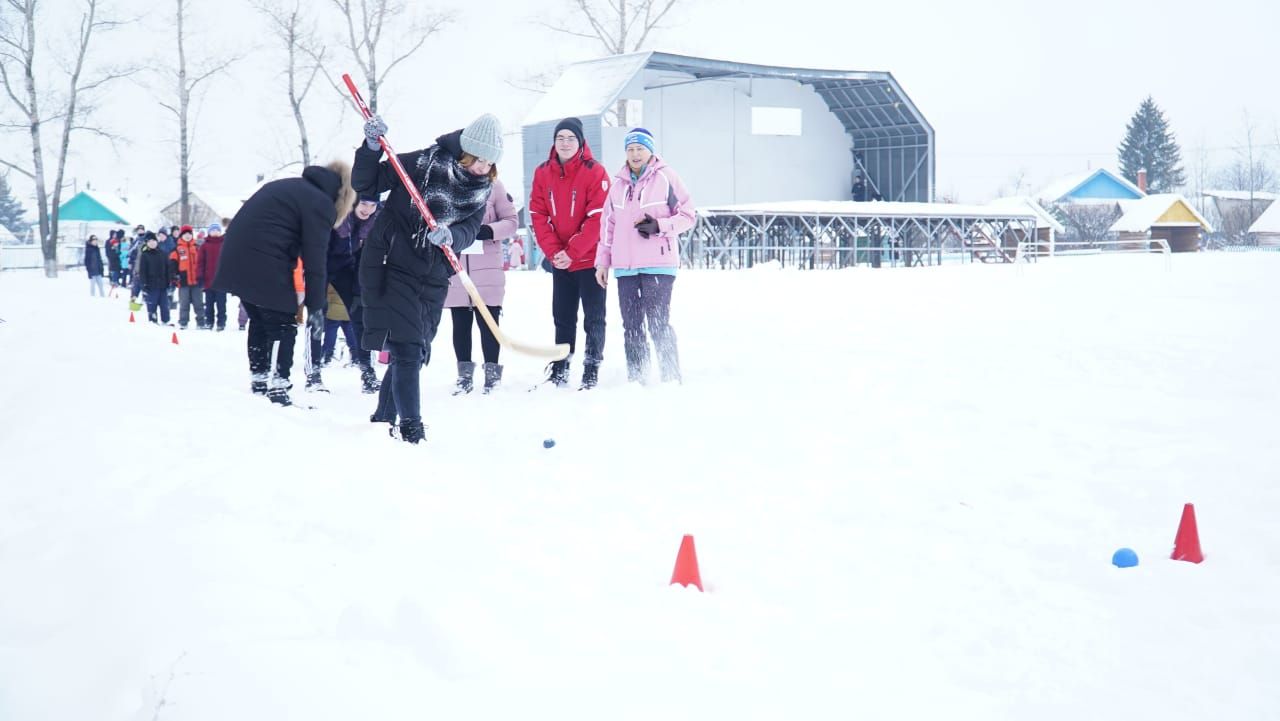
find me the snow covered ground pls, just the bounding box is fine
[1,254,1277,720]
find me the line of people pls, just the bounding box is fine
[192,111,694,444]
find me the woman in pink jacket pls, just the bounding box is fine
[595,128,695,384]
[445,176,520,393]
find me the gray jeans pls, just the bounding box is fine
[177,285,205,327]
[89,276,106,297]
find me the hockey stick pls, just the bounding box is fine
[341,74,569,361]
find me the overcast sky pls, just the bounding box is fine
[3,0,1278,219]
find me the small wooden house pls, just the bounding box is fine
[1109,194,1212,252]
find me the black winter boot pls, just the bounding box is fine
[267,377,293,406]
[360,365,380,394]
[395,417,426,444]
[579,361,600,390]
[250,373,268,396]
[452,361,476,395]
[305,370,328,393]
[482,363,503,394]
[543,356,571,388]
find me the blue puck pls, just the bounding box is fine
[1111,547,1139,568]
[543,438,555,449]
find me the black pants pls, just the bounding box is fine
[451,306,501,364]
[244,302,298,381]
[371,285,446,423]
[203,289,228,329]
[617,274,680,381]
[329,269,370,370]
[144,287,170,324]
[552,267,606,364]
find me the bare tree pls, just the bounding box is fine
[540,0,684,125]
[152,0,237,225]
[1048,203,1122,246]
[1212,111,1279,244]
[321,0,452,113]
[253,0,324,168]
[0,0,129,277]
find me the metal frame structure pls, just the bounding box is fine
[684,205,1040,270]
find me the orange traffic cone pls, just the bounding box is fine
[171,331,180,345]
[1171,503,1203,563]
[670,534,703,591]
[128,311,135,323]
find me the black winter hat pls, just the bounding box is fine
[553,117,585,145]
[358,191,380,203]
[144,231,157,241]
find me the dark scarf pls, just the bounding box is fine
[411,130,491,248]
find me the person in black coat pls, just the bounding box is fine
[104,231,123,287]
[355,112,501,443]
[137,233,172,324]
[213,161,354,405]
[84,235,106,297]
[326,192,382,393]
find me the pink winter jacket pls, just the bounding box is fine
[445,177,519,308]
[596,156,695,271]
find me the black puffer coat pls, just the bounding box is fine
[354,130,490,349]
[213,166,342,314]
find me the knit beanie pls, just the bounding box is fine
[624,127,656,155]
[553,117,585,145]
[460,113,503,164]
[207,223,223,235]
[358,191,380,203]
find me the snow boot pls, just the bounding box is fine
[267,377,293,406]
[579,361,600,390]
[250,373,269,396]
[305,370,329,393]
[394,417,426,444]
[543,356,572,388]
[482,362,503,394]
[452,361,476,396]
[360,365,380,394]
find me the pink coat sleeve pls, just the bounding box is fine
[487,179,519,240]
[595,183,618,269]
[657,168,696,237]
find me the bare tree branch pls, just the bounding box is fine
[326,0,451,112]
[0,157,34,178]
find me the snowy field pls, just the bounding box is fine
[1,254,1277,720]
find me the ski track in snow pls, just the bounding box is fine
[1,255,1278,720]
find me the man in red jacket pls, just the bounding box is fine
[529,117,611,389]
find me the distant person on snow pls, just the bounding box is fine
[104,230,123,289]
[170,225,205,330]
[212,161,353,407]
[137,233,172,325]
[327,192,382,393]
[528,116,611,390]
[355,112,500,444]
[84,235,106,297]
[594,127,695,384]
[197,223,228,330]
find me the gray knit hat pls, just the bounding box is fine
[460,113,503,164]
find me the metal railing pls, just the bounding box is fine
[1018,237,1171,271]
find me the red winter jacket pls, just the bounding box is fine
[528,139,610,272]
[197,235,224,290]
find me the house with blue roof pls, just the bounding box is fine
[1036,168,1145,205]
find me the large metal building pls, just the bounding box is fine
[521,51,935,208]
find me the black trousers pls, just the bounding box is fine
[616,273,680,381]
[244,302,298,381]
[552,267,606,364]
[451,305,501,364]
[203,289,228,329]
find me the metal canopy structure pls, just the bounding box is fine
[523,52,935,204]
[684,202,1039,270]
[641,53,935,202]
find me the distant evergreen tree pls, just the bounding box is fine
[0,173,28,237]
[1118,97,1186,193]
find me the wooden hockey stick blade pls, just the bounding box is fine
[462,272,570,360]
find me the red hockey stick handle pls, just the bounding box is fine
[341,73,442,239]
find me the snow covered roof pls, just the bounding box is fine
[523,53,651,125]
[1109,194,1212,233]
[701,200,1037,220]
[1249,198,1280,234]
[64,190,164,228]
[525,51,932,146]
[987,196,1065,233]
[1201,189,1280,202]
[1037,168,1145,204]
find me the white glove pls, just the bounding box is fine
[427,224,452,248]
